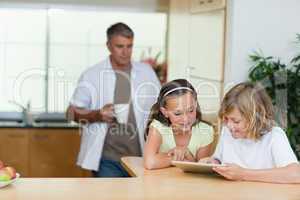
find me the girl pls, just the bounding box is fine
[201,82,300,184]
[144,79,214,170]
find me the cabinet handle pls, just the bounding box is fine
[199,0,205,5]
[33,135,49,140]
[8,134,25,138]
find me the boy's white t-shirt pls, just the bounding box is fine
[213,126,298,169]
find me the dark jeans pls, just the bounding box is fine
[92,158,130,177]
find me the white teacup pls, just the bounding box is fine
[114,104,129,124]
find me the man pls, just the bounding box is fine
[67,22,161,177]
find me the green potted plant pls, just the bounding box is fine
[248,34,300,159]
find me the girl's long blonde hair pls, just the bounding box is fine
[219,82,275,140]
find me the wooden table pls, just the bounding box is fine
[1,157,300,200]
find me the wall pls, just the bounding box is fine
[0,0,169,12]
[224,0,300,89]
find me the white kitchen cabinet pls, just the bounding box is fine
[188,9,225,81]
[189,76,222,115]
[167,0,226,119]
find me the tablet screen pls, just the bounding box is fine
[171,161,225,174]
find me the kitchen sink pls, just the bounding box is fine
[0,112,23,122]
[0,112,78,128]
[34,112,68,123]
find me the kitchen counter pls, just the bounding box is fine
[0,112,77,128]
[0,122,79,129]
[1,157,300,200]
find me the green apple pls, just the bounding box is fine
[0,169,11,181]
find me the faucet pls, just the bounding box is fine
[9,100,33,126]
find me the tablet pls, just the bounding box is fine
[171,161,225,174]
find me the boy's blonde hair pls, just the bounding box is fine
[219,82,275,140]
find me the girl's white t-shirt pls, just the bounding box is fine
[213,126,298,169]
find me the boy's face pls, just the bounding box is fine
[224,108,248,139]
[160,92,197,132]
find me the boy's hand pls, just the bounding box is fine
[212,163,246,181]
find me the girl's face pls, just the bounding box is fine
[160,92,197,132]
[224,108,248,139]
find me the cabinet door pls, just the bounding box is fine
[188,9,225,81]
[29,129,90,177]
[187,9,225,116]
[168,0,226,123]
[189,76,222,120]
[0,129,29,176]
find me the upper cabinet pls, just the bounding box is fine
[167,0,226,121]
[188,9,225,81]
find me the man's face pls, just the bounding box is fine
[107,35,133,69]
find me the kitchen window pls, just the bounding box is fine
[0,7,167,113]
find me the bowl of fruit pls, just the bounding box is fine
[0,160,20,188]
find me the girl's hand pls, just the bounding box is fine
[198,157,221,164]
[212,163,246,181]
[167,146,190,161]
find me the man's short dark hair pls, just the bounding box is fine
[106,22,134,41]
